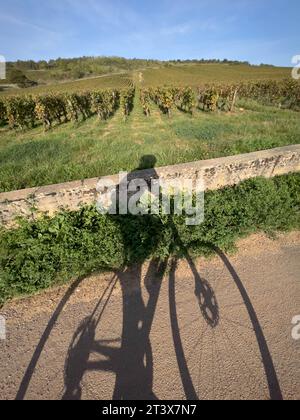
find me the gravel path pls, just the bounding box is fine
[0,232,299,400]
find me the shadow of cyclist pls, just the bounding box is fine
[62,155,218,400]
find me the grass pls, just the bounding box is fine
[0,94,300,192]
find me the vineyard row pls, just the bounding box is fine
[0,88,135,130]
[0,79,299,130]
[140,79,300,117]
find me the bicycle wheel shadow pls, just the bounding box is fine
[168,244,283,401]
[52,239,284,400]
[212,245,283,400]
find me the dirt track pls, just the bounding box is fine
[0,232,299,400]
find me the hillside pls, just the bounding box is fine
[1,61,292,95]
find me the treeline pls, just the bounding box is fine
[9,56,161,71]
[8,56,253,72]
[168,58,251,65]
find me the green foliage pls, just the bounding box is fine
[148,84,236,115]
[8,57,258,86]
[1,173,299,306]
[0,93,299,193]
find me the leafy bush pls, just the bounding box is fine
[0,173,299,306]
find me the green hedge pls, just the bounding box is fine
[0,173,299,306]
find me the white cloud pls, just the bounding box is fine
[63,0,142,29]
[160,18,219,37]
[160,23,192,36]
[0,12,59,36]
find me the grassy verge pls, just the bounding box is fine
[0,173,299,306]
[0,97,300,192]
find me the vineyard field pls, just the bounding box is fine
[1,63,293,96]
[0,91,299,192]
[0,64,299,193]
[140,63,292,86]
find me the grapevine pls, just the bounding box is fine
[176,87,196,115]
[150,87,175,117]
[35,94,67,131]
[120,88,135,120]
[140,89,151,116]
[91,90,120,120]
[5,95,36,129]
[0,99,7,125]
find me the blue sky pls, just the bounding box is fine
[0,0,299,66]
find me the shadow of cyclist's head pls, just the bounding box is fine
[136,155,157,170]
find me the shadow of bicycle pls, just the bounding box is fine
[16,155,282,401]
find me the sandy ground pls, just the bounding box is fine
[0,232,299,400]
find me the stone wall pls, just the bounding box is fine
[1,144,300,226]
